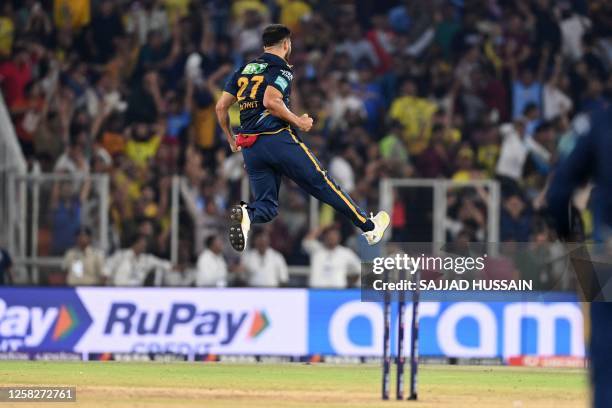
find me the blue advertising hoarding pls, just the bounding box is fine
[0,288,584,360]
[308,290,584,359]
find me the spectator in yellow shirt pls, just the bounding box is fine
[476,125,501,177]
[54,0,90,30]
[452,146,483,181]
[232,0,269,21]
[277,0,312,31]
[0,3,14,57]
[125,122,163,168]
[164,0,190,25]
[389,78,437,155]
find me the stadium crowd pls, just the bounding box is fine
[0,0,610,287]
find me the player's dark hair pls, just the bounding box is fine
[262,24,291,47]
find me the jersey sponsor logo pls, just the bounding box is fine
[274,76,289,91]
[239,100,259,111]
[242,63,268,75]
[280,69,293,81]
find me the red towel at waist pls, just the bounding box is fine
[235,133,259,148]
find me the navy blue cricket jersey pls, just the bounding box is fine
[223,53,293,135]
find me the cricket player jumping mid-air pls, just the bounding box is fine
[215,24,390,252]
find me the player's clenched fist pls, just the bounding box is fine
[296,114,313,132]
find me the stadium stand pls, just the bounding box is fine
[0,0,610,287]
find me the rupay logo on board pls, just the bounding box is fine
[0,289,91,352]
[75,288,307,356]
[104,302,270,350]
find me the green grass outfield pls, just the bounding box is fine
[0,361,588,408]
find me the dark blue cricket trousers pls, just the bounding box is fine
[241,129,372,231]
[590,226,612,408]
[591,302,612,407]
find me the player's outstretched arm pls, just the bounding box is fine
[215,91,240,152]
[263,86,313,132]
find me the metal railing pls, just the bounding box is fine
[0,93,28,283]
[379,178,501,245]
[12,172,110,283]
[10,173,185,283]
[3,171,501,285]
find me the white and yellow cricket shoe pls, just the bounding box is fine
[362,211,391,246]
[229,202,251,252]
